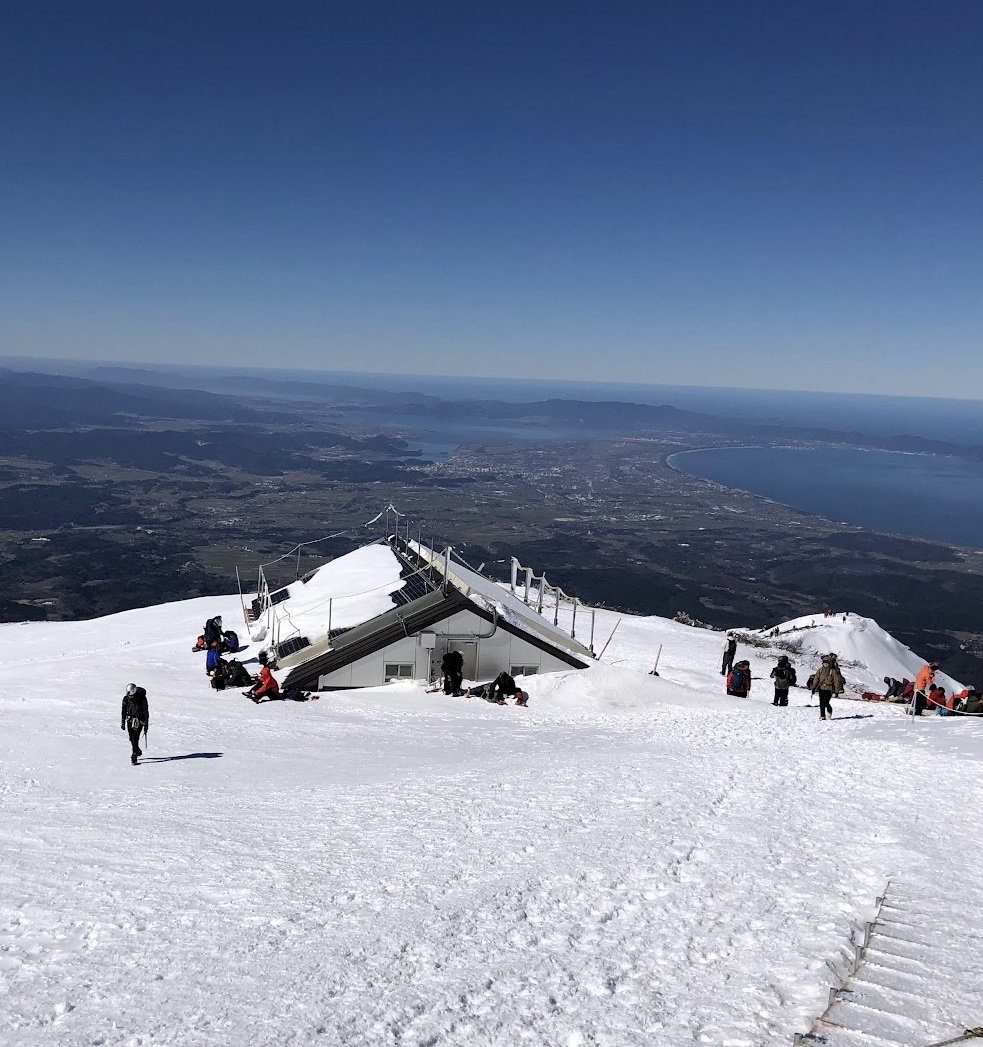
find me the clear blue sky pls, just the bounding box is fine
[1,1,981,397]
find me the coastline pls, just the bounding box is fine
[666,444,983,552]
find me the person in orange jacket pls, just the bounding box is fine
[913,662,939,716]
[244,651,280,702]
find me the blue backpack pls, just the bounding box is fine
[730,666,748,691]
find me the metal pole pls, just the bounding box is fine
[510,557,518,593]
[571,601,577,639]
[554,585,560,625]
[651,643,663,675]
[598,619,621,660]
[590,608,596,653]
[524,567,532,604]
[328,598,332,637]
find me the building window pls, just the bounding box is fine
[385,663,415,681]
[510,665,538,677]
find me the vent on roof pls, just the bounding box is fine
[270,588,291,606]
[275,636,311,659]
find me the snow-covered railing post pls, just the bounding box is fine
[536,578,545,615]
[571,600,577,638]
[589,608,596,654]
[327,598,332,637]
[524,567,533,605]
[554,585,561,626]
[510,557,518,593]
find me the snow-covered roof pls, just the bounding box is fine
[252,543,406,642]
[407,541,594,662]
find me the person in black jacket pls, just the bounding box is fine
[203,615,225,650]
[440,650,464,695]
[770,655,797,707]
[486,671,517,704]
[121,683,150,765]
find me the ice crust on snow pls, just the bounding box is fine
[2,593,982,1046]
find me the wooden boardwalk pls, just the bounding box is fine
[794,882,983,1047]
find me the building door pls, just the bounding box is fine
[436,638,479,685]
[459,641,478,682]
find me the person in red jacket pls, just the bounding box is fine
[926,685,946,714]
[726,660,751,697]
[244,651,280,702]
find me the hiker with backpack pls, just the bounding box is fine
[725,660,751,697]
[203,615,227,652]
[120,683,150,765]
[810,654,844,721]
[769,655,797,706]
[721,633,737,676]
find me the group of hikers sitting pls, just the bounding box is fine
[879,663,983,716]
[195,614,314,702]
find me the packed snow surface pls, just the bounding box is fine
[2,595,982,1047]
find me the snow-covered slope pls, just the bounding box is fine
[758,612,964,694]
[2,596,981,1047]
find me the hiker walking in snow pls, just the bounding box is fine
[912,661,939,716]
[725,660,751,697]
[121,683,149,765]
[769,655,796,706]
[721,633,737,676]
[810,654,844,721]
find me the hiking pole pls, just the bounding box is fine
[597,619,621,661]
[649,643,663,676]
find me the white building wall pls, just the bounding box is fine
[316,607,584,690]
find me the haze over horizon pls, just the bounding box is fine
[2,1,981,398]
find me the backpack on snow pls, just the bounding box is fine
[226,660,253,688]
[223,629,240,652]
[210,669,227,690]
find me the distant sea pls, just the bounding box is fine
[670,446,983,550]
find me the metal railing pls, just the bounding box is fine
[509,556,596,654]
